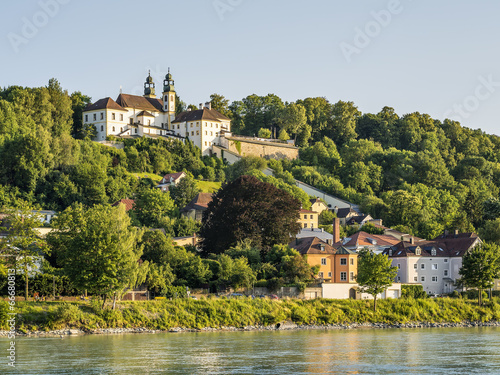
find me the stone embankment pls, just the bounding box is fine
[1,320,500,337]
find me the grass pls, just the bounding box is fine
[132,172,163,184]
[2,297,500,332]
[196,180,221,193]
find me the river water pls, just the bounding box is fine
[2,327,500,374]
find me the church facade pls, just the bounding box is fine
[83,70,231,155]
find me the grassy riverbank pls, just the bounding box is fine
[2,297,500,332]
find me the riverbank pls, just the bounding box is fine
[1,297,499,336]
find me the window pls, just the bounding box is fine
[444,270,449,276]
[148,120,151,125]
[171,95,174,102]
[310,215,313,219]
[177,124,180,129]
[350,258,354,265]
[328,272,332,278]
[304,223,307,228]
[304,215,307,219]
[397,276,401,282]
[397,263,401,269]
[100,113,104,120]
[112,113,115,120]
[340,272,347,281]
[414,276,418,282]
[112,126,115,132]
[432,264,438,270]
[216,124,219,128]
[191,131,194,136]
[196,130,199,135]
[210,123,213,127]
[318,272,323,278]
[93,114,96,121]
[350,272,355,281]
[431,248,436,256]
[421,276,425,282]
[414,264,418,269]
[432,276,438,282]
[210,131,213,136]
[120,114,123,121]
[130,118,133,124]
[205,142,207,146]
[205,131,208,135]
[196,122,199,126]
[135,129,137,134]
[389,249,393,256]
[340,258,347,265]
[444,259,448,263]
[415,248,421,255]
[321,258,327,265]
[191,123,193,128]
[120,127,123,132]
[216,132,219,136]
[100,125,103,131]
[421,264,425,270]
[85,115,88,122]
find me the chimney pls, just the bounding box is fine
[410,237,415,245]
[205,101,212,110]
[333,217,340,244]
[326,238,333,246]
[199,103,203,110]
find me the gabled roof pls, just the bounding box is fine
[181,193,213,212]
[116,93,164,113]
[172,108,231,123]
[336,207,357,219]
[384,233,480,258]
[84,97,127,112]
[161,171,185,183]
[299,209,317,214]
[336,231,400,249]
[335,246,357,255]
[111,199,135,211]
[290,237,337,255]
[296,227,333,242]
[310,198,328,206]
[136,110,155,117]
[346,214,373,225]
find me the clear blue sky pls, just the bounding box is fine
[1,0,499,135]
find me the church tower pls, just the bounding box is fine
[143,71,156,98]
[163,68,176,128]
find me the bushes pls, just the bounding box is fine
[402,285,427,299]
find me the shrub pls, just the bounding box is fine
[401,285,427,299]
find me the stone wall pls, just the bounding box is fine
[223,137,299,160]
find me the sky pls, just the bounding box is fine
[1,0,499,136]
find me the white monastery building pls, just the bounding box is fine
[83,70,231,155]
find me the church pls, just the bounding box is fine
[83,70,231,155]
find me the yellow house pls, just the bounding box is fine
[310,198,329,215]
[298,209,319,229]
[290,237,357,283]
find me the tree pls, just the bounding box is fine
[48,203,142,308]
[133,187,176,227]
[278,129,290,141]
[169,173,201,208]
[459,243,500,306]
[199,175,302,254]
[209,93,231,117]
[0,206,48,300]
[258,128,272,139]
[356,249,398,311]
[70,91,92,139]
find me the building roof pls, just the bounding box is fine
[295,227,333,242]
[384,233,480,258]
[336,207,357,219]
[172,108,231,123]
[161,171,185,183]
[336,231,400,249]
[299,209,318,214]
[290,237,337,255]
[136,110,155,117]
[346,214,373,225]
[181,193,213,212]
[111,199,135,211]
[84,97,127,112]
[310,198,328,206]
[115,93,164,113]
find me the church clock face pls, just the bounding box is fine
[170,104,175,111]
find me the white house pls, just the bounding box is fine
[383,232,481,295]
[83,70,231,155]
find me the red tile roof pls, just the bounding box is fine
[336,231,400,248]
[116,93,164,113]
[173,108,230,123]
[299,209,318,214]
[84,97,127,112]
[111,199,135,211]
[181,193,213,212]
[161,172,185,183]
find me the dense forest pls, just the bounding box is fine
[1,80,500,279]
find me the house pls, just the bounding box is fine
[295,227,333,242]
[383,232,482,295]
[298,209,319,229]
[181,193,213,221]
[334,207,358,225]
[156,171,186,191]
[334,231,400,254]
[289,237,357,283]
[173,234,198,247]
[111,199,135,212]
[310,198,329,215]
[83,70,231,155]
[31,210,57,225]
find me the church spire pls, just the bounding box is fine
[143,70,156,98]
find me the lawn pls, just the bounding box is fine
[132,173,163,184]
[196,180,221,193]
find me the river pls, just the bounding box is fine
[2,327,500,374]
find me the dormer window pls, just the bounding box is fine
[320,244,325,251]
[415,247,421,255]
[431,248,436,256]
[389,250,393,256]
